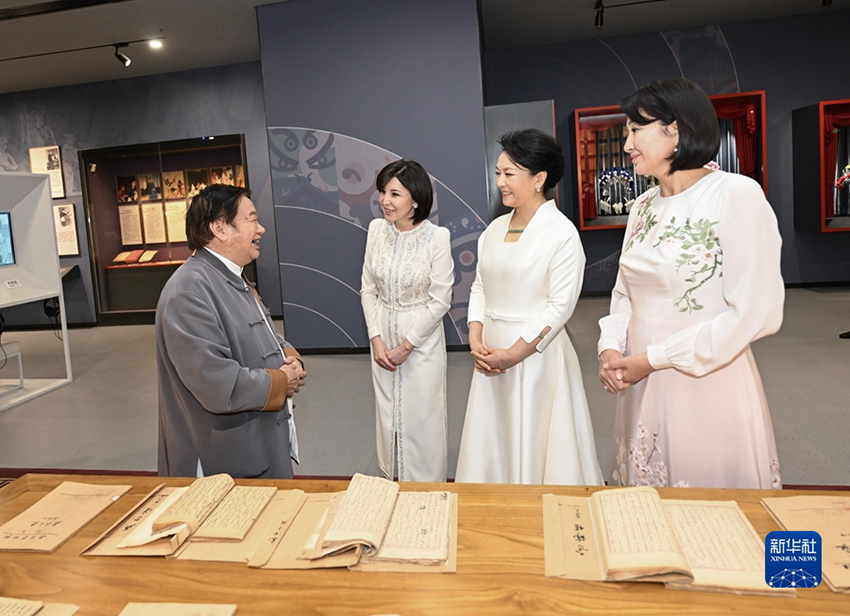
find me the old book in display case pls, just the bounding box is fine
[573,91,767,231]
[793,98,850,232]
[79,135,248,322]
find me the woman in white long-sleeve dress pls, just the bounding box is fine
[598,79,784,489]
[455,129,603,485]
[361,160,453,482]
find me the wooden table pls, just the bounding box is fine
[1,474,848,615]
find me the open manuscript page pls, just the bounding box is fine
[663,499,790,595]
[592,487,691,582]
[361,491,451,564]
[151,474,234,534]
[192,485,276,541]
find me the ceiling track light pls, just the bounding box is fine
[114,43,131,66]
[594,1,604,29]
[0,37,163,65]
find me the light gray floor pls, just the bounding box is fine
[0,288,848,485]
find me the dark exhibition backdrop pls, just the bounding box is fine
[0,1,848,348]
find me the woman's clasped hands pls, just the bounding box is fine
[470,341,516,375]
[598,349,654,393]
[371,336,413,372]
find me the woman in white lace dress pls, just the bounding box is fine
[598,79,784,489]
[361,160,453,481]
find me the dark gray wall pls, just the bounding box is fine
[258,0,488,349]
[484,11,850,289]
[0,62,277,325]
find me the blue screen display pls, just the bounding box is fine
[0,212,16,266]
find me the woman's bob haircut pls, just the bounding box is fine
[376,159,433,225]
[620,78,720,174]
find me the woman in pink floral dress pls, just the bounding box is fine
[598,79,784,489]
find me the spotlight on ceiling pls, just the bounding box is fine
[594,1,604,29]
[114,44,131,67]
[149,39,163,49]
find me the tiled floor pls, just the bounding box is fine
[0,288,848,486]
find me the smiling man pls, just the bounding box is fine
[156,184,306,478]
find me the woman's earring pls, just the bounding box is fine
[536,187,541,193]
[674,145,679,153]
[413,203,418,209]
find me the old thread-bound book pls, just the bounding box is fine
[245,473,456,572]
[543,487,793,596]
[83,474,275,557]
[297,473,454,569]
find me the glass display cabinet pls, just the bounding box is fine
[79,134,247,322]
[793,98,850,232]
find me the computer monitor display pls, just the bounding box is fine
[0,212,16,266]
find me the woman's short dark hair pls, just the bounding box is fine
[185,184,251,251]
[376,159,433,225]
[620,78,720,174]
[498,129,565,192]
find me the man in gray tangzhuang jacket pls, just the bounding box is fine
[156,184,306,478]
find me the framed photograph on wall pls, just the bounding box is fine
[161,170,187,200]
[53,203,79,256]
[116,175,139,202]
[139,173,162,202]
[29,145,65,198]
[187,168,209,197]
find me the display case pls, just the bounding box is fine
[793,99,850,232]
[574,91,768,230]
[80,135,247,322]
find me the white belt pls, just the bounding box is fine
[484,309,530,323]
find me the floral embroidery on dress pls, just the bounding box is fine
[613,422,671,487]
[770,458,781,488]
[624,192,659,252]
[653,216,723,313]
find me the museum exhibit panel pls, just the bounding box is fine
[574,91,768,230]
[0,172,72,412]
[793,98,850,232]
[79,135,248,322]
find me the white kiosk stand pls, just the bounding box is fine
[0,171,72,412]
